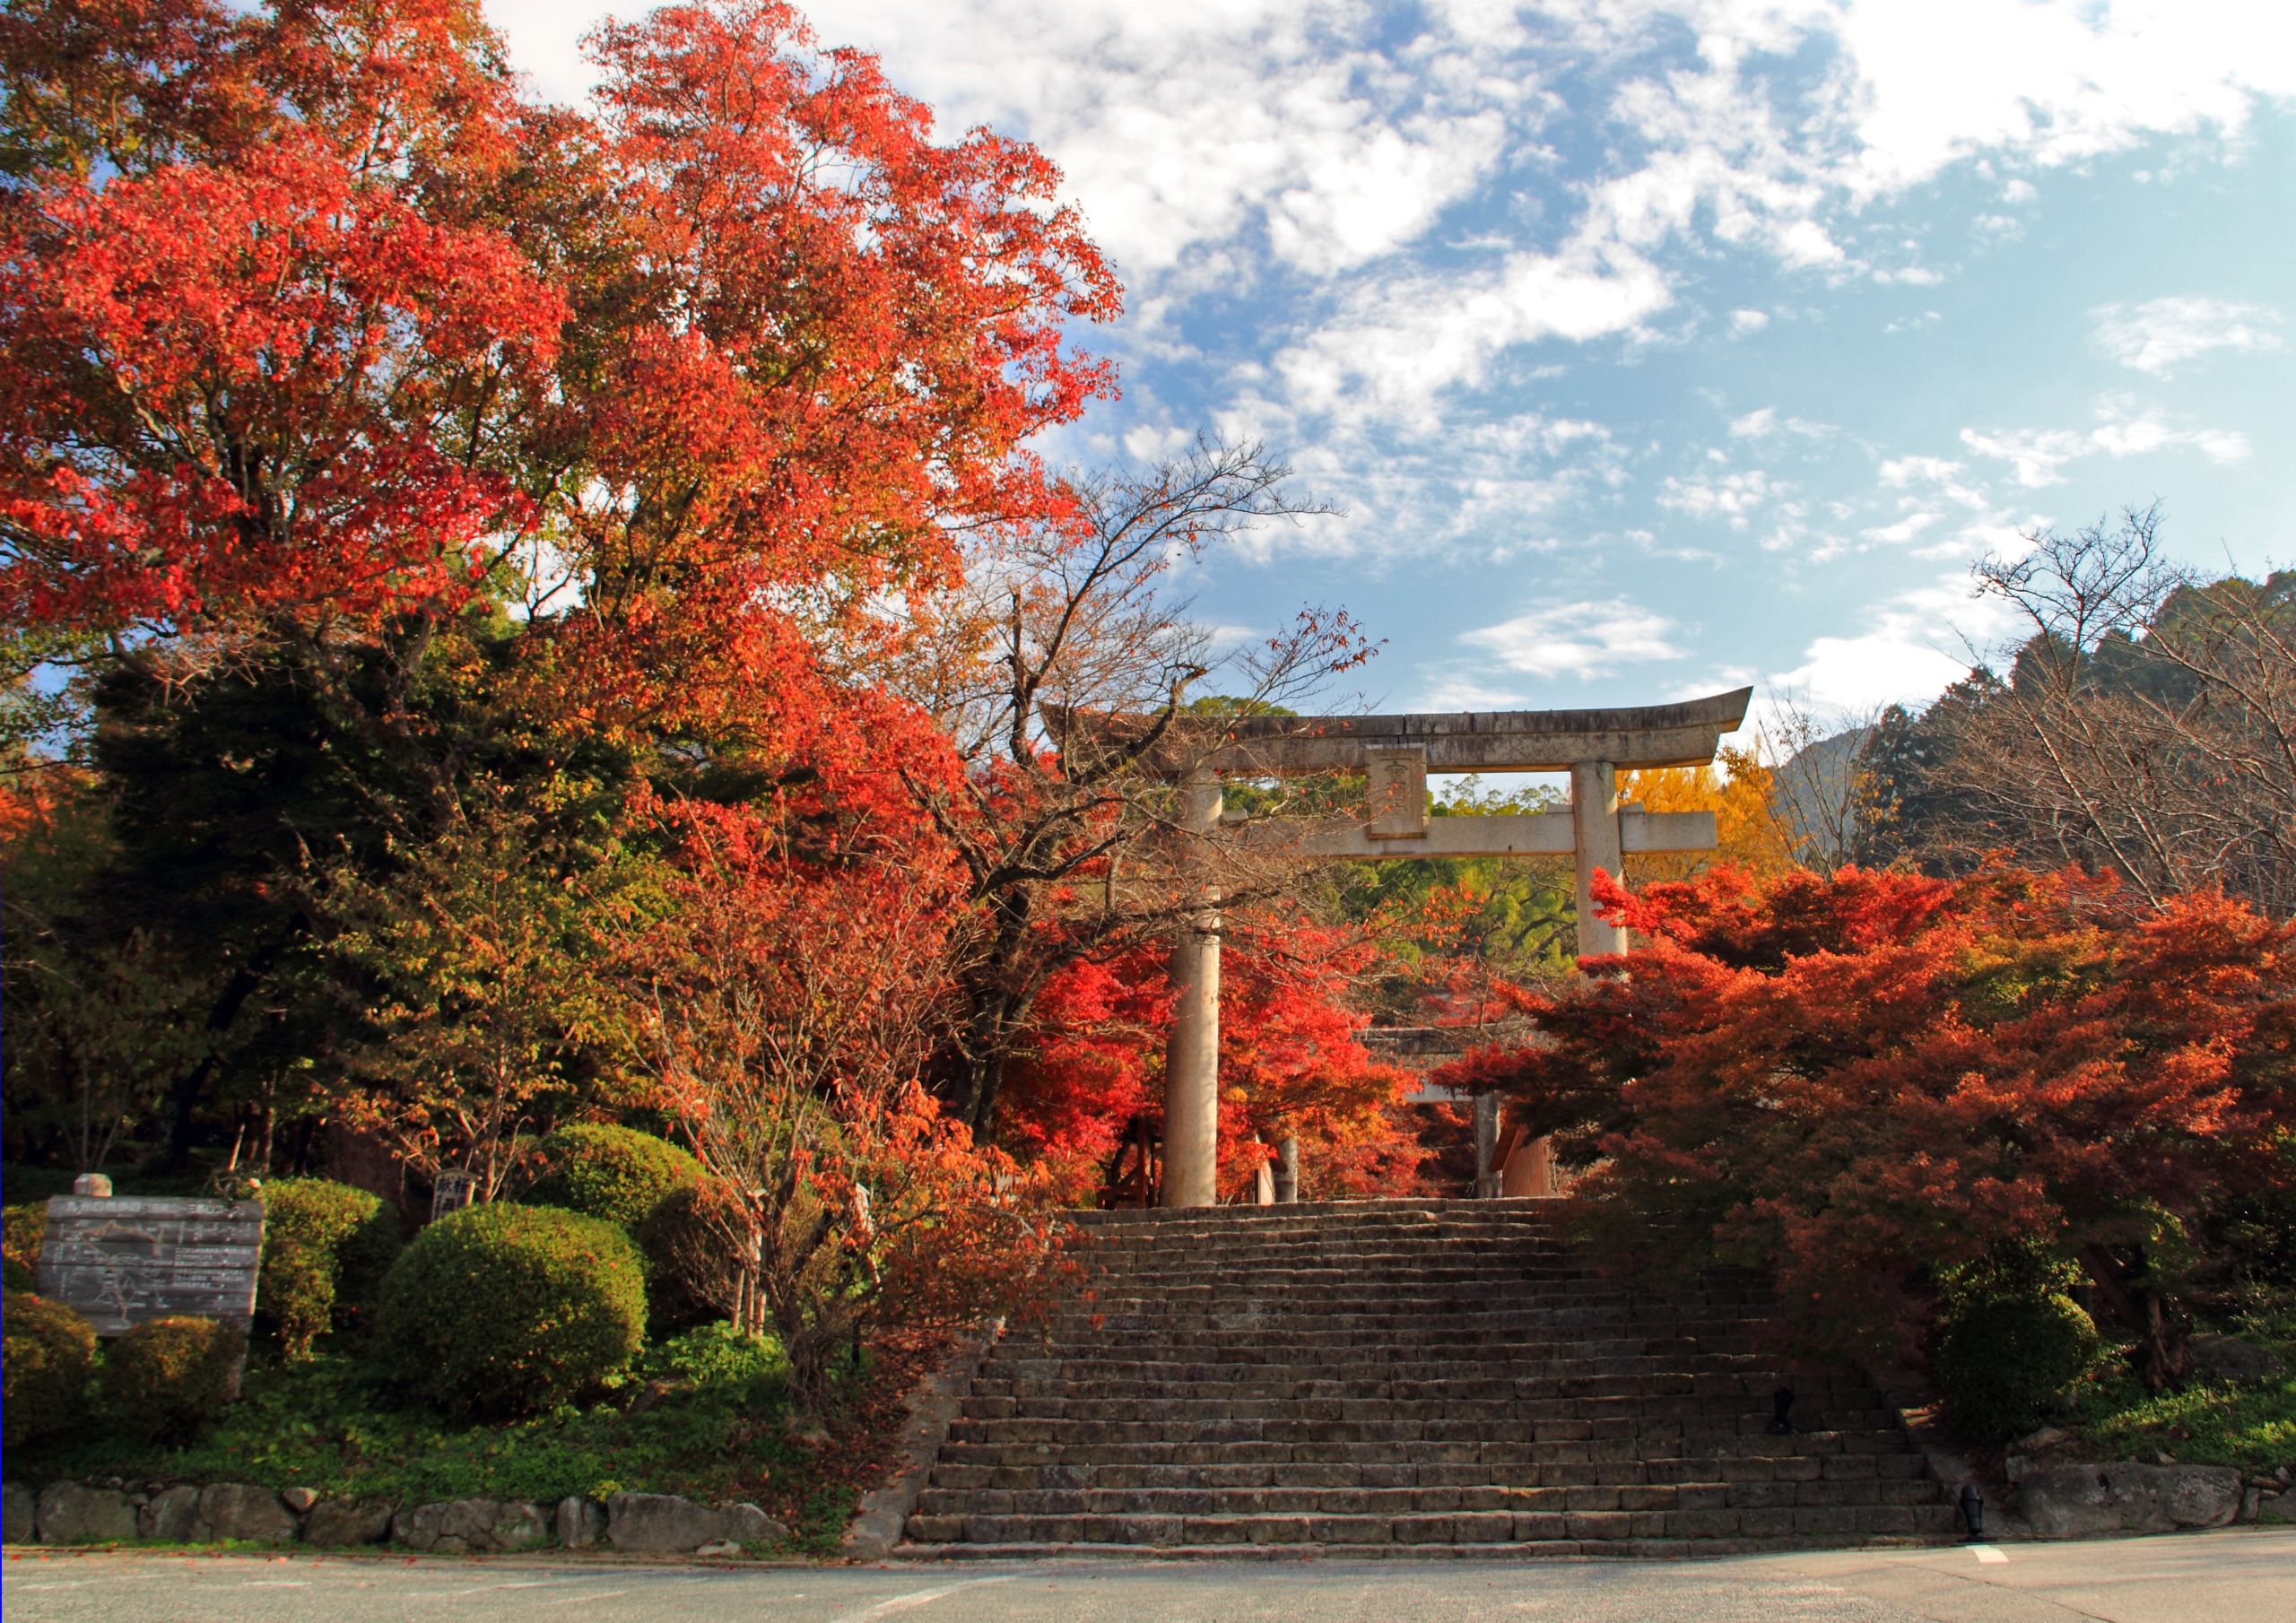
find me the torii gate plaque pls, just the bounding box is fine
[1055,687,1752,1208]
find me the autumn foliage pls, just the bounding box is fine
[1439,864,2296,1387]
[0,0,561,636]
[618,797,1061,1412]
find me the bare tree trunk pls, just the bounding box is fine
[2081,1245,2196,1393]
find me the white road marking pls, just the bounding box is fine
[542,1590,627,1605]
[830,1575,1019,1623]
[1970,1544,2008,1564]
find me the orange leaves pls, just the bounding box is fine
[4,0,1119,765]
[2,0,561,641]
[1471,862,2296,1367]
[538,0,1118,736]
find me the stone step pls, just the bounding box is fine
[959,1392,1896,1421]
[896,1536,1926,1562]
[978,1362,1851,1386]
[1010,1340,1786,1370]
[1080,1269,1601,1286]
[958,1410,1903,1444]
[904,1203,1944,1558]
[1033,1307,1775,1333]
[1057,1287,1761,1308]
[977,1350,1846,1380]
[936,1428,1917,1462]
[909,1478,1949,1518]
[927,1449,1941,1492]
[904,1502,1961,1548]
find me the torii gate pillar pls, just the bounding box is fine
[1161,774,1224,1210]
[1570,760,1629,959]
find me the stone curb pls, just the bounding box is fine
[841,1319,1005,1560]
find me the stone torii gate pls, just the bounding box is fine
[1065,687,1752,1209]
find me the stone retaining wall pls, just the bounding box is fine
[0,1480,788,1554]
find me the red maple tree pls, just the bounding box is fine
[1,0,561,641]
[1439,864,2296,1387]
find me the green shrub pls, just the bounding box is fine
[100,1315,247,1444]
[634,1179,746,1335]
[1936,1292,2100,1443]
[256,1176,401,1358]
[378,1202,646,1418]
[3,1291,96,1447]
[3,1202,47,1292]
[519,1124,702,1229]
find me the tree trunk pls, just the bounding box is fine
[162,942,282,1167]
[2080,1245,2195,1393]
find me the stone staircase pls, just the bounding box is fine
[900,1199,1958,1558]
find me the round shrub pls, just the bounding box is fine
[634,1179,748,1335]
[1935,1292,2100,1443]
[519,1124,702,1229]
[3,1202,47,1292]
[100,1315,247,1444]
[256,1176,402,1358]
[3,1291,95,1447]
[378,1202,646,1418]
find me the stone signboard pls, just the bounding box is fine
[36,1195,265,1336]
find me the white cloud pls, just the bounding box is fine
[1415,673,1533,711]
[1961,395,2252,487]
[1878,455,1964,489]
[1269,243,1674,432]
[474,0,2296,577]
[2093,295,2284,377]
[1766,579,2019,712]
[1728,407,1778,438]
[1860,511,1940,546]
[1459,598,1686,679]
[1659,467,1778,529]
[1828,0,2296,196]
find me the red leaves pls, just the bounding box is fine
[2,0,560,639]
[4,0,1118,753]
[547,0,1119,735]
[1477,863,2296,1367]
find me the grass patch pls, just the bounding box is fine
[2066,1302,2296,1474]
[6,1323,881,1547]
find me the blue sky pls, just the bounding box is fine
[487,1,2294,727]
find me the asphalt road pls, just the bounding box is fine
[5,1528,2292,1623]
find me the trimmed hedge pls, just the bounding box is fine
[378,1202,646,1419]
[100,1315,247,1444]
[1936,1292,2100,1443]
[519,1124,702,1229]
[257,1176,401,1358]
[3,1202,46,1292]
[3,1291,96,1447]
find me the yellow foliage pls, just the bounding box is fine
[1619,748,1797,881]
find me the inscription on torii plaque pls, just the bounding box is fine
[37,1195,265,1336]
